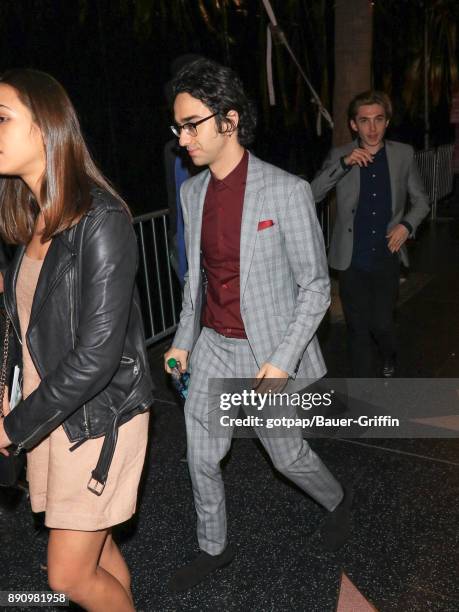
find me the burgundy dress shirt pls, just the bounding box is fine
[201,150,248,338]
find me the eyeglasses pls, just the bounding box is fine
[170,112,218,138]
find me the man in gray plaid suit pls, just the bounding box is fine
[165,59,350,592]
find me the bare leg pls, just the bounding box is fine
[99,531,134,604]
[47,528,134,612]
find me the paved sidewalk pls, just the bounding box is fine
[1,219,458,611]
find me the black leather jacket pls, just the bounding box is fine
[3,189,154,495]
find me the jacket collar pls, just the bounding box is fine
[240,153,265,298]
[4,226,77,332]
[187,169,210,303]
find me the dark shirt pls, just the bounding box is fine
[352,146,393,271]
[201,150,248,338]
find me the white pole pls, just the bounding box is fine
[261,0,334,130]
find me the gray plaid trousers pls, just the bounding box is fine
[185,327,343,555]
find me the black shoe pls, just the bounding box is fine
[320,486,353,552]
[382,356,396,378]
[169,545,235,592]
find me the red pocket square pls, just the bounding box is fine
[258,219,274,231]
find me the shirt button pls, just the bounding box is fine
[372,174,376,178]
[372,193,376,197]
[351,209,355,214]
[372,211,376,215]
[372,248,376,252]
[348,228,352,232]
[372,230,376,234]
[222,283,228,289]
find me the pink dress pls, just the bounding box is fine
[16,253,149,530]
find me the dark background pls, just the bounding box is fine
[0,0,455,214]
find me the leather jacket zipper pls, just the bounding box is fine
[83,406,90,436]
[70,256,90,438]
[3,298,22,347]
[121,355,140,376]
[14,410,60,454]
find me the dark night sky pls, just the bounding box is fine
[0,0,455,214]
[0,1,272,212]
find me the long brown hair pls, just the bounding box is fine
[0,69,129,245]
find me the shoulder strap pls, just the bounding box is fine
[0,312,11,417]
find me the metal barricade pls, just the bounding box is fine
[435,143,454,202]
[132,210,182,347]
[415,144,454,220]
[414,148,437,205]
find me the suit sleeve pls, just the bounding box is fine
[310,148,350,203]
[4,209,138,449]
[170,184,197,352]
[401,147,430,233]
[267,180,331,376]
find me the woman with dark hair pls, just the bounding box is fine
[0,69,153,610]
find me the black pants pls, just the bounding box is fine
[339,256,400,377]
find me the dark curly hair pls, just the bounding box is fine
[171,58,257,147]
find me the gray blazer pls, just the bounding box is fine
[310,139,430,269]
[173,153,329,380]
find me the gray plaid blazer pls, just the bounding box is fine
[172,153,329,380]
[311,139,430,269]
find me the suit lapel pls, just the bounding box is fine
[349,164,360,205]
[349,138,360,204]
[188,171,210,301]
[385,140,398,215]
[3,232,75,335]
[3,245,26,336]
[240,153,265,299]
